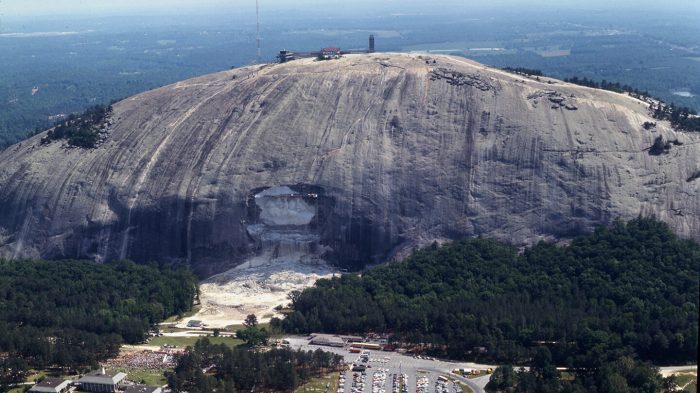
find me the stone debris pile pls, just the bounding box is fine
[430,68,493,91]
[528,90,578,110]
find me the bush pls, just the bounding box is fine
[648,135,670,155]
[41,104,112,148]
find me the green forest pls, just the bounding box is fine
[167,338,344,393]
[484,349,682,393]
[0,259,197,371]
[276,218,698,366]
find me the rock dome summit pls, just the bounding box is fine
[0,53,697,275]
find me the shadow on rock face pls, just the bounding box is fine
[18,183,398,278]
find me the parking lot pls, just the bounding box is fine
[284,337,493,393]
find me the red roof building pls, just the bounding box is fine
[320,47,341,59]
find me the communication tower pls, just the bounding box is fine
[256,0,261,62]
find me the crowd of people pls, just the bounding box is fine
[106,347,181,370]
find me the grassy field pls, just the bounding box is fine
[294,372,340,393]
[457,382,474,393]
[7,370,60,392]
[145,335,243,349]
[223,322,271,332]
[162,305,201,323]
[25,371,48,383]
[674,372,697,393]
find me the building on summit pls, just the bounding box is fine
[321,47,341,59]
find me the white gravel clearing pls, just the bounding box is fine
[178,257,337,329]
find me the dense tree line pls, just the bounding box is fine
[0,357,29,393]
[0,259,197,370]
[563,76,650,97]
[167,338,344,393]
[650,103,700,133]
[484,347,690,393]
[39,104,113,148]
[276,218,698,367]
[502,67,544,76]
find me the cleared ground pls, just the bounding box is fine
[670,371,698,393]
[175,260,337,329]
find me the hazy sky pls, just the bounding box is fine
[2,0,698,18]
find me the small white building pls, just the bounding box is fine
[77,367,127,393]
[29,377,71,393]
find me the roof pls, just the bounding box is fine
[78,370,127,385]
[29,378,70,393]
[310,334,345,345]
[321,47,341,52]
[123,385,162,393]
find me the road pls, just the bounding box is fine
[659,365,698,377]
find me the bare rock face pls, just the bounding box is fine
[0,54,698,276]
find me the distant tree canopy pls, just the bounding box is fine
[0,356,29,392]
[484,351,676,393]
[0,259,197,370]
[652,103,700,132]
[563,76,650,97]
[276,218,699,367]
[167,338,344,393]
[40,104,113,148]
[502,67,544,76]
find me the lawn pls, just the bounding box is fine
[457,382,474,393]
[162,305,201,323]
[294,372,340,393]
[674,372,697,393]
[145,335,243,349]
[223,322,271,332]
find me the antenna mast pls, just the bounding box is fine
[256,0,261,63]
